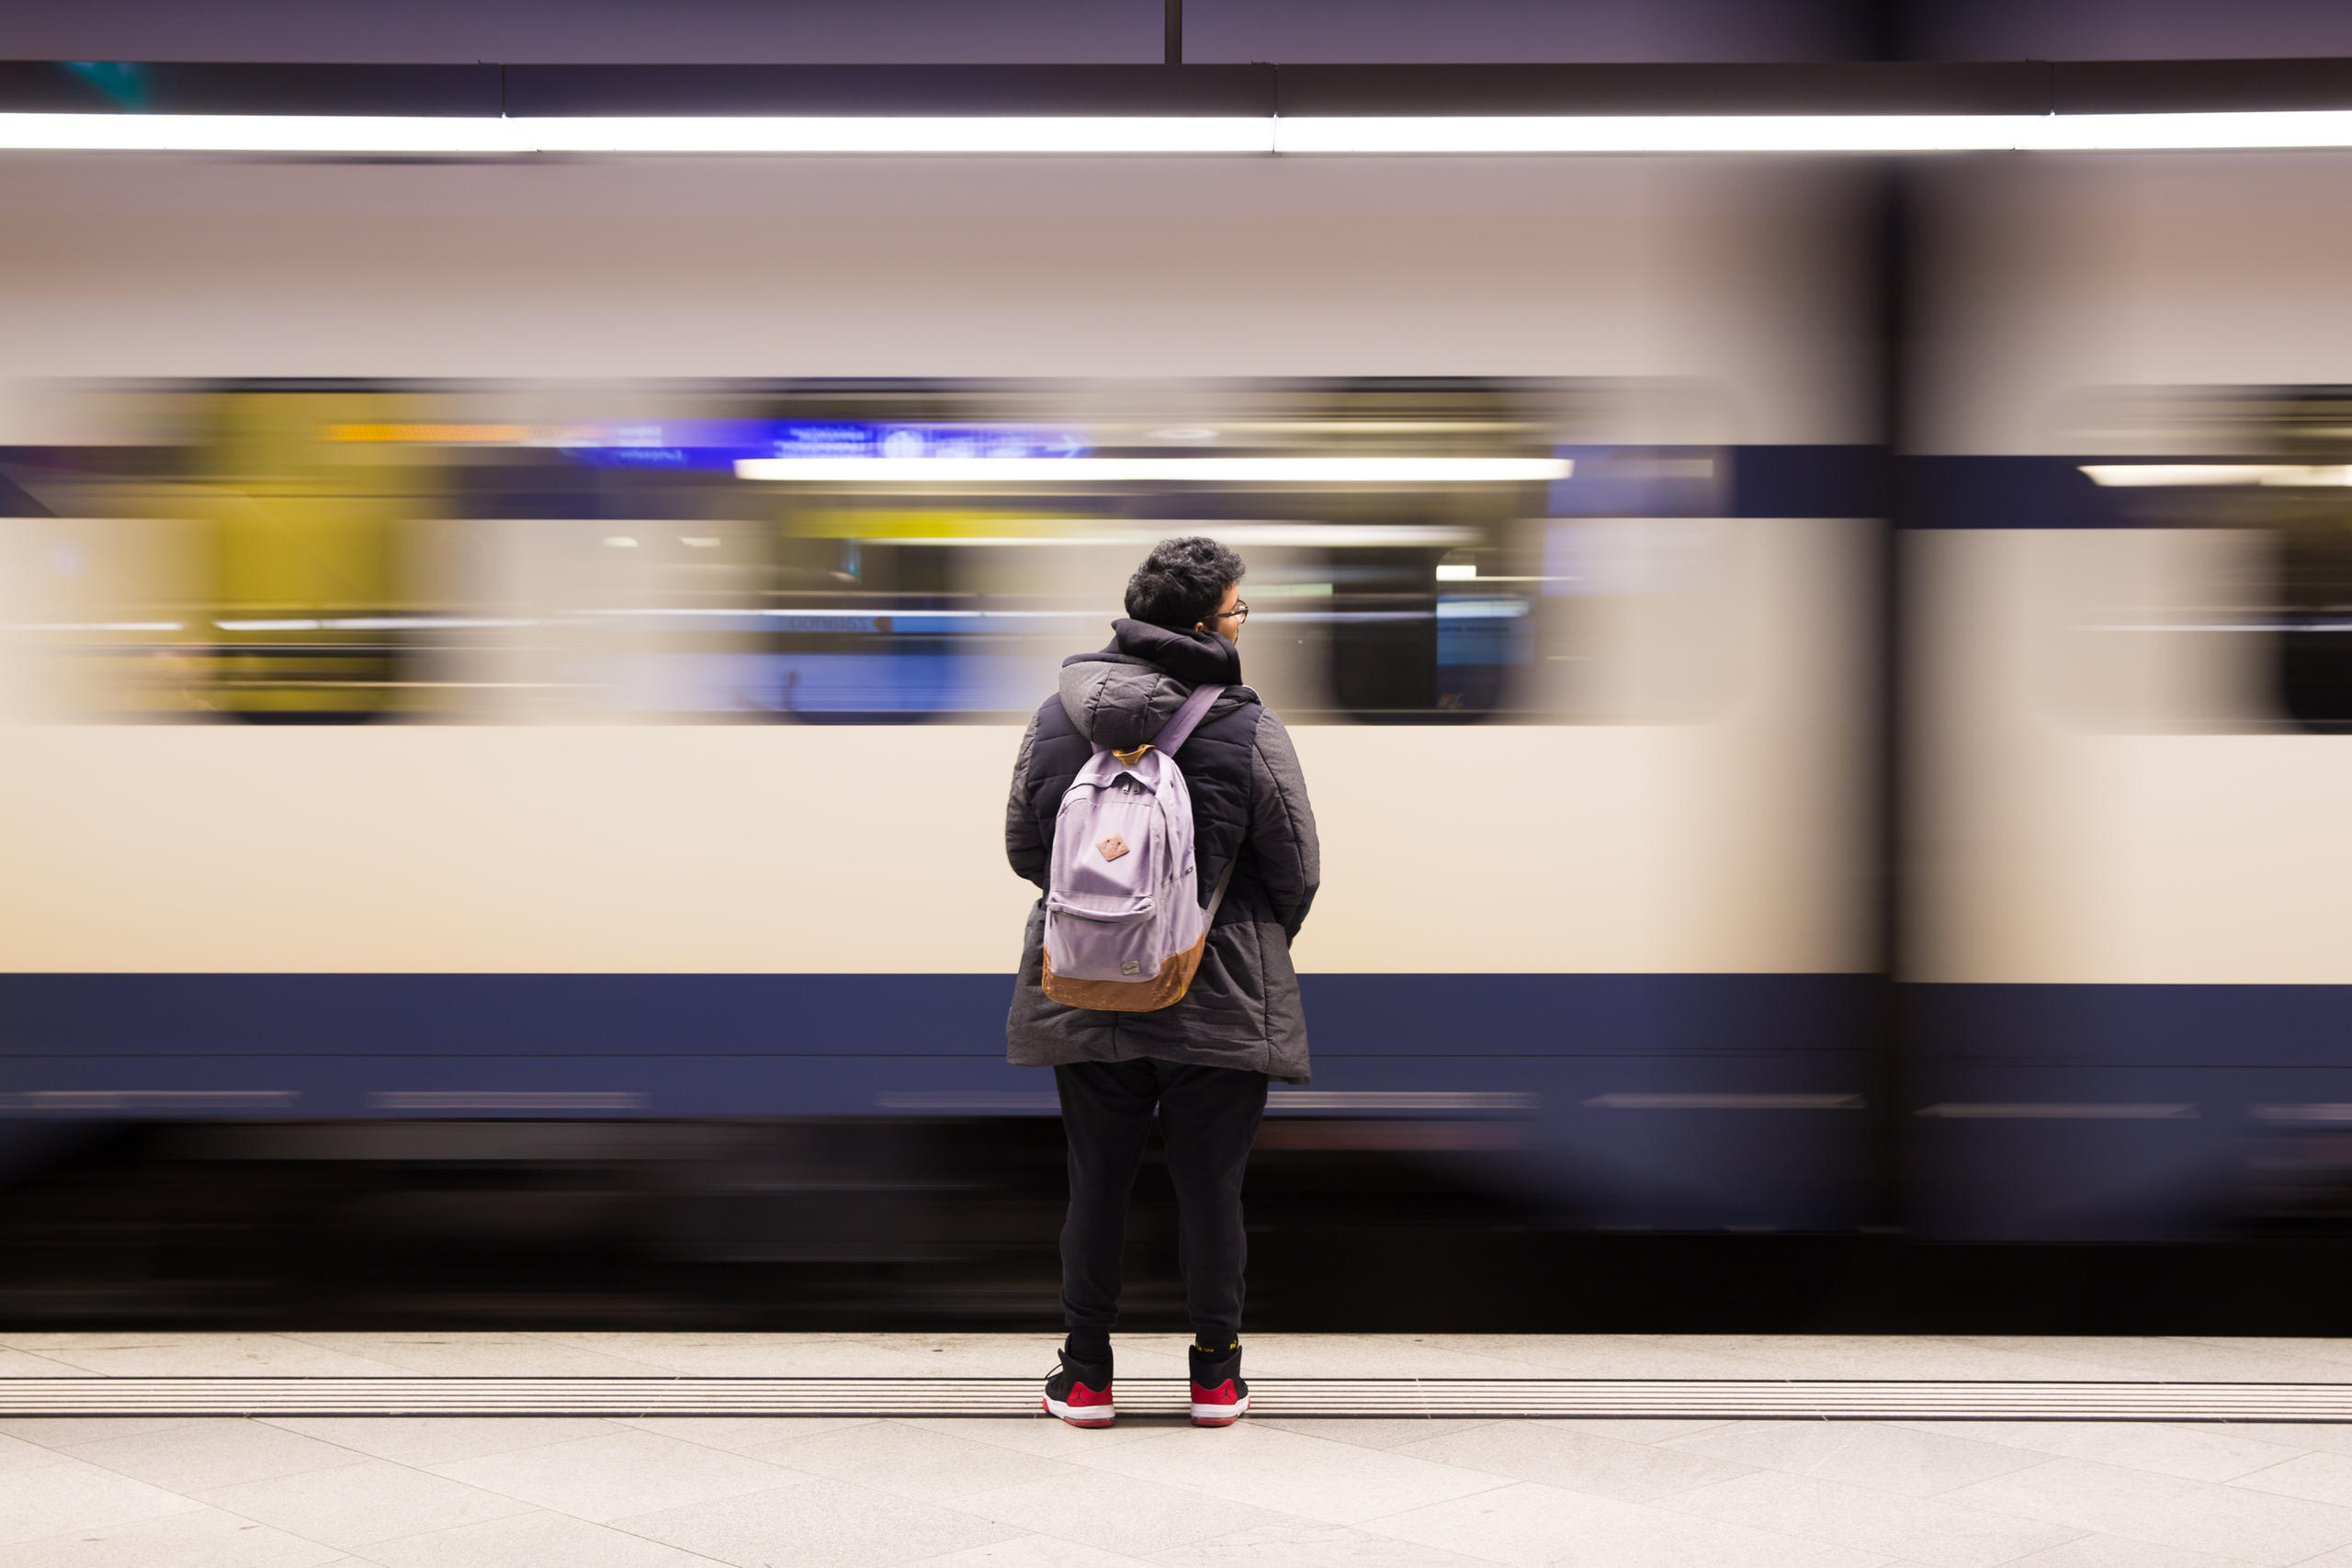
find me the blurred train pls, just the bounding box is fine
[0,151,1879,1263]
[5,141,2351,1281]
[1904,153,2352,1244]
[0,373,1875,1233]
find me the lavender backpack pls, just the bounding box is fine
[1041,682,1234,1012]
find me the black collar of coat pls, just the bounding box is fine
[1064,617,1242,686]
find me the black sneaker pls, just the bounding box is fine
[1189,1342,1250,1427]
[1043,1348,1115,1427]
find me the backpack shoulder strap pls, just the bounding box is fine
[1158,681,1236,919]
[1151,682,1227,757]
[1201,852,1239,925]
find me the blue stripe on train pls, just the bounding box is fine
[0,972,1877,1066]
[0,972,1880,1230]
[1909,983,2352,1241]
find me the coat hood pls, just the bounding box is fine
[1055,618,1248,752]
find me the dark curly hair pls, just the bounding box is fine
[1124,536,1246,629]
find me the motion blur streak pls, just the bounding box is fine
[732,457,1572,482]
[2083,464,2352,488]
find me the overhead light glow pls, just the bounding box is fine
[1275,110,2352,154]
[852,523,1483,547]
[0,113,523,155]
[1279,114,2037,154]
[2081,464,2352,487]
[735,457,1571,483]
[533,115,1275,155]
[9,109,2352,159]
[2033,111,2352,151]
[318,616,536,630]
[0,112,1273,156]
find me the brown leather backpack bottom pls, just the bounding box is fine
[1043,930,1206,1012]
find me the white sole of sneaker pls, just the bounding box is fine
[1190,1394,1250,1427]
[1044,1394,1115,1427]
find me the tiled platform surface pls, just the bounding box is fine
[10,1335,2352,1566]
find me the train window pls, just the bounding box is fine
[2277,513,2352,731]
[2196,389,2352,733]
[0,379,1732,726]
[2069,388,2352,735]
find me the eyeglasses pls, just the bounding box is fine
[1205,601,1250,626]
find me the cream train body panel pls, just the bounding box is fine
[0,502,1868,977]
[1909,526,2352,987]
[0,154,1871,445]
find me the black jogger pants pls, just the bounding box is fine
[1053,1058,1270,1344]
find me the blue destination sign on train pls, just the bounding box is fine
[560,422,1091,469]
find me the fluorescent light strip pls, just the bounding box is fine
[0,113,1272,156]
[0,113,520,154]
[1283,114,2034,154]
[2082,463,2352,487]
[538,116,1276,154]
[8,110,2352,157]
[855,523,1482,546]
[1279,110,2352,154]
[2034,111,2352,150]
[735,457,1570,483]
[586,607,1097,618]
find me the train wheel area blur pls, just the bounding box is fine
[17,1117,2352,1334]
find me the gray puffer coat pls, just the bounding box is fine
[1004,619,1320,1083]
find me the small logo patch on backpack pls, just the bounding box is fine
[1097,834,1129,862]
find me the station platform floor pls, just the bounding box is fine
[6,1334,2352,1566]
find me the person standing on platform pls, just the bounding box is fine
[1004,536,1321,1428]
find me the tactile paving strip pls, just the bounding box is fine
[5,1378,2352,1421]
